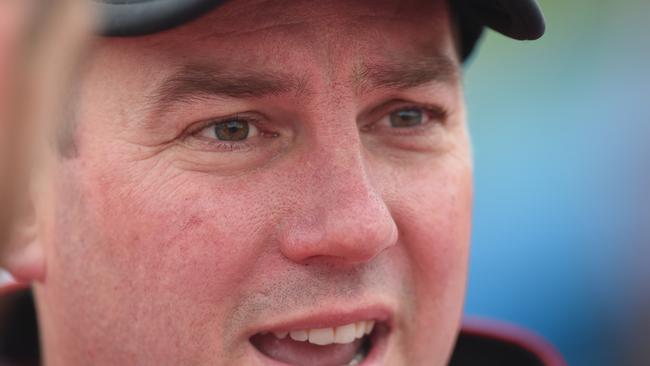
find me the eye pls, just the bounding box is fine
[199,119,260,141]
[388,108,425,128]
[365,104,448,133]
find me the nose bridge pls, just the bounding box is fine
[314,146,376,216]
[280,139,398,265]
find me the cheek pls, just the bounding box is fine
[410,166,472,310]
[48,157,278,362]
[382,155,472,363]
[407,163,473,282]
[82,162,271,299]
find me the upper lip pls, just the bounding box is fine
[247,304,394,336]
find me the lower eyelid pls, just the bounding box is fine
[211,141,256,152]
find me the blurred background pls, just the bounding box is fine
[463,0,650,365]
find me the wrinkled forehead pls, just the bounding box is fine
[93,0,458,74]
[186,0,452,41]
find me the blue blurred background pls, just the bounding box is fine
[463,0,650,365]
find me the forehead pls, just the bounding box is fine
[82,0,460,133]
[168,0,450,38]
[94,0,457,71]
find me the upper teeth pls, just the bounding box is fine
[272,320,375,346]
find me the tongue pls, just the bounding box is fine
[251,333,363,366]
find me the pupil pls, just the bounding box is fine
[215,120,249,141]
[390,109,422,128]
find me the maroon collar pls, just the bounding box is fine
[0,289,565,366]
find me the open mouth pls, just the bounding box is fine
[250,319,389,366]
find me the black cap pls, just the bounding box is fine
[94,0,545,61]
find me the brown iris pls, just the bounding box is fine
[389,108,423,128]
[214,120,250,141]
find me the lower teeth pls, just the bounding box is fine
[344,336,370,366]
[345,350,365,366]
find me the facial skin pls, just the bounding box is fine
[21,0,473,365]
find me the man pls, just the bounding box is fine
[0,0,561,365]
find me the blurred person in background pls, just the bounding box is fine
[0,0,31,262]
[0,1,566,365]
[0,0,91,362]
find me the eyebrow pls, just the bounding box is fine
[146,64,305,113]
[146,54,458,115]
[354,54,459,94]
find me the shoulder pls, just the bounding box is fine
[450,318,566,366]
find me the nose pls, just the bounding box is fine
[278,148,398,265]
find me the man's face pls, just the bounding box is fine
[35,0,472,365]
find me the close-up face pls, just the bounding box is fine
[34,0,473,365]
